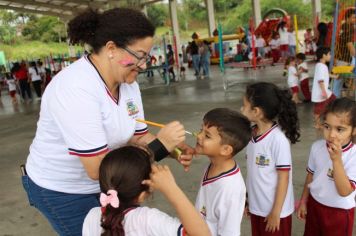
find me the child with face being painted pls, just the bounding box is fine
[194,108,252,236]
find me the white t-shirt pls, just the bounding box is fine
[307,140,356,209]
[28,67,42,81]
[298,62,309,81]
[311,62,333,102]
[256,38,266,48]
[287,66,298,88]
[279,28,289,45]
[288,32,296,46]
[26,55,148,194]
[269,39,280,49]
[6,78,16,91]
[246,124,294,218]
[195,163,245,236]
[83,206,185,236]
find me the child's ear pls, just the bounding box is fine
[137,191,149,204]
[352,128,356,137]
[253,107,263,119]
[220,144,234,157]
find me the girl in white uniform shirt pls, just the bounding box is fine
[83,146,211,236]
[241,82,300,236]
[28,61,43,99]
[297,98,356,236]
[22,8,193,236]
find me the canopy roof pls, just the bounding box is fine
[0,0,160,20]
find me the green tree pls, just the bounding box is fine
[147,4,168,27]
[22,16,66,42]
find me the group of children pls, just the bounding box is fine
[285,52,311,104]
[82,76,356,235]
[286,47,342,124]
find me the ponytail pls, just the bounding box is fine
[99,146,153,236]
[246,82,300,144]
[276,89,300,144]
[101,205,127,236]
[68,9,99,48]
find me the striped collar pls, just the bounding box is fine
[85,54,120,104]
[343,141,354,152]
[202,162,240,186]
[251,123,278,143]
[325,141,354,153]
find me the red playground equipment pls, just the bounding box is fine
[255,8,291,43]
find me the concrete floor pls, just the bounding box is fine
[0,64,355,236]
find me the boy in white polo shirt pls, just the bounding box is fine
[297,98,356,236]
[194,108,252,236]
[311,47,337,127]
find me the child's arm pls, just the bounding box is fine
[318,81,328,98]
[329,73,339,79]
[327,141,354,197]
[265,170,289,233]
[143,165,211,236]
[296,172,313,220]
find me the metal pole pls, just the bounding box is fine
[218,22,224,73]
[329,0,339,72]
[294,15,300,54]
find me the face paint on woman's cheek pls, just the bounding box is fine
[118,59,135,66]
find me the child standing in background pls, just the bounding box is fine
[311,47,337,127]
[297,98,356,236]
[241,82,300,236]
[286,57,301,104]
[178,53,185,78]
[83,146,211,236]
[269,32,281,65]
[5,73,18,104]
[296,53,311,102]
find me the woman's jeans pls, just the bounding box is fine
[22,175,99,236]
[192,54,201,75]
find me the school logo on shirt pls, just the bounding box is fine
[126,99,139,116]
[327,168,334,179]
[200,206,207,218]
[255,154,270,166]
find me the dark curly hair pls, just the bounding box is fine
[203,108,252,156]
[322,97,356,128]
[68,8,155,53]
[99,146,153,236]
[246,82,300,144]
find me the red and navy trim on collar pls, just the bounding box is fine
[251,123,278,143]
[177,224,187,236]
[325,141,354,153]
[134,127,149,136]
[85,55,120,105]
[202,162,240,186]
[342,141,354,153]
[69,144,109,157]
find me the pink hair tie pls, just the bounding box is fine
[100,190,120,208]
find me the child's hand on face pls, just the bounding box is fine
[327,140,342,162]
[177,143,195,172]
[142,164,177,195]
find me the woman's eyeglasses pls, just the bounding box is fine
[122,47,152,71]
